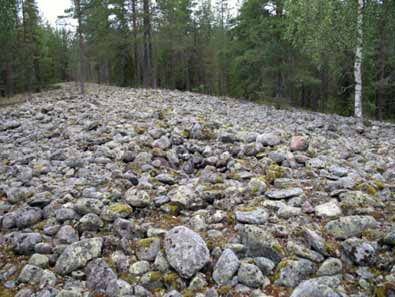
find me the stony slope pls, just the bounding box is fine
[0,83,395,297]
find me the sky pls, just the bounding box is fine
[37,0,241,27]
[37,0,71,26]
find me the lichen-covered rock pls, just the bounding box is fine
[125,189,152,208]
[266,188,303,199]
[314,200,342,218]
[341,237,377,266]
[8,232,42,255]
[213,249,240,285]
[55,238,103,275]
[324,215,377,239]
[164,226,210,278]
[317,258,343,276]
[241,225,284,263]
[85,258,117,295]
[290,275,343,297]
[274,259,316,288]
[136,237,161,261]
[235,208,268,225]
[237,262,269,288]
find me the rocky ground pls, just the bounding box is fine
[0,83,395,297]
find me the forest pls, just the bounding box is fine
[0,0,394,120]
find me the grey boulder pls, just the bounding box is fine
[164,226,210,278]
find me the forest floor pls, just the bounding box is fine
[1,83,395,297]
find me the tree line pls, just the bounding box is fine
[1,0,394,121]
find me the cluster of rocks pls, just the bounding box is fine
[0,83,395,297]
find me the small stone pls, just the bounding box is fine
[254,257,275,275]
[156,173,176,185]
[125,189,152,208]
[130,260,150,275]
[290,136,309,152]
[314,199,342,218]
[266,188,303,199]
[136,237,161,261]
[317,258,342,276]
[247,178,268,195]
[78,213,103,232]
[237,262,269,288]
[256,133,281,146]
[278,205,301,218]
[28,254,49,268]
[235,208,268,224]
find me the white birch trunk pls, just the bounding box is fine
[354,0,364,121]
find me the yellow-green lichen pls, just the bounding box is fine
[265,163,284,184]
[148,271,162,282]
[109,204,133,215]
[355,183,378,196]
[137,237,157,249]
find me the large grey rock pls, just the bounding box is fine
[241,225,284,264]
[9,232,42,255]
[290,275,342,297]
[15,207,42,228]
[55,237,103,275]
[17,264,56,287]
[213,249,240,285]
[164,226,210,278]
[85,258,117,295]
[341,237,376,265]
[274,259,316,288]
[325,215,377,239]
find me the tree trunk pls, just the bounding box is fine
[375,0,388,121]
[130,0,140,86]
[354,0,363,121]
[22,0,32,101]
[143,0,153,88]
[75,0,85,95]
[5,62,13,96]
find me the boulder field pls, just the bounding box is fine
[0,83,395,297]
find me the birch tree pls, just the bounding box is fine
[354,0,363,121]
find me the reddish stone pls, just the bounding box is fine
[290,136,309,151]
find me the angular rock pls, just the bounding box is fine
[325,215,377,239]
[212,249,240,285]
[274,258,316,288]
[237,262,269,288]
[55,237,103,275]
[314,200,342,218]
[164,226,210,278]
[241,225,284,264]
